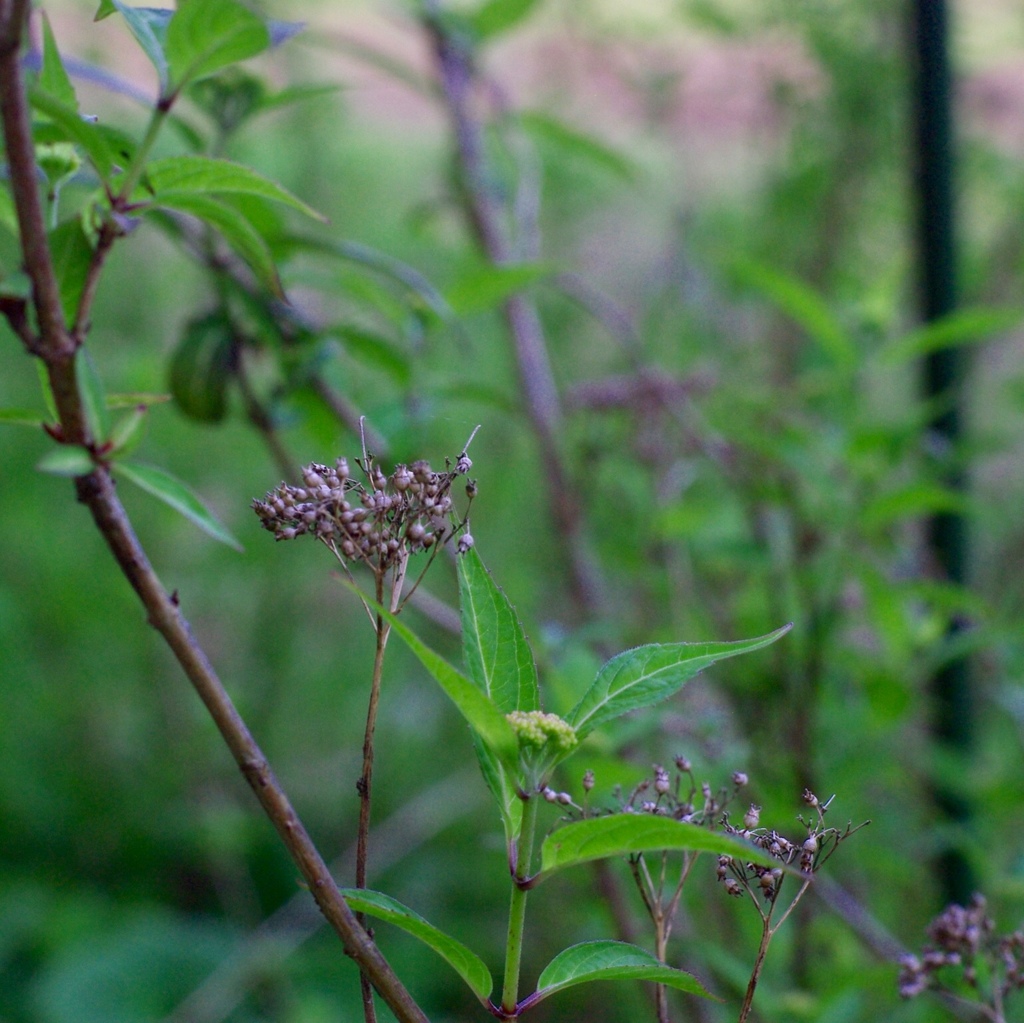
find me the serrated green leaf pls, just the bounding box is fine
[347,586,520,773]
[114,460,242,550]
[539,815,776,877]
[142,156,325,222]
[469,0,541,40]
[880,307,1024,366]
[166,0,270,91]
[446,263,551,316]
[733,259,856,371]
[48,216,95,324]
[531,940,714,1005]
[152,191,282,296]
[37,447,94,476]
[167,313,235,422]
[339,889,492,1004]
[0,407,46,427]
[457,546,539,713]
[74,348,111,443]
[567,626,791,739]
[40,15,78,110]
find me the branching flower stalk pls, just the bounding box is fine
[718,788,867,1023]
[595,759,866,1023]
[254,429,478,1023]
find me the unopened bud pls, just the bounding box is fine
[743,804,761,829]
[582,769,595,792]
[457,533,474,554]
[802,789,819,807]
[732,771,748,788]
[456,452,472,474]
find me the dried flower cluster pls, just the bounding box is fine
[899,893,1024,1011]
[716,787,863,903]
[596,755,749,823]
[252,448,476,576]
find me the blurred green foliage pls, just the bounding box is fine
[3,0,1024,1021]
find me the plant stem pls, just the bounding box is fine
[502,792,540,1015]
[354,592,388,1023]
[0,9,428,1020]
[737,918,772,1023]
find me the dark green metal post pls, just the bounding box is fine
[910,0,973,905]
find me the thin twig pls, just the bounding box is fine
[0,9,427,1021]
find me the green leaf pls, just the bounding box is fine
[446,263,551,316]
[40,15,78,110]
[114,460,242,550]
[472,732,522,843]
[104,3,172,91]
[108,404,148,456]
[469,0,541,40]
[74,349,111,443]
[142,156,325,222]
[531,941,714,1006]
[105,392,171,409]
[538,815,776,877]
[567,626,791,740]
[520,112,636,182]
[37,447,94,476]
[48,216,94,324]
[880,307,1024,365]
[35,360,58,421]
[168,313,235,422]
[457,546,540,713]
[859,484,968,531]
[152,191,281,296]
[333,327,411,386]
[30,86,134,180]
[0,407,46,427]
[352,592,521,773]
[339,889,492,1004]
[732,259,856,371]
[166,0,271,91]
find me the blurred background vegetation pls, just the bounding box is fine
[3,0,1024,1021]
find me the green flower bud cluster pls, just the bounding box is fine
[506,710,577,752]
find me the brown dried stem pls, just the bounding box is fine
[423,2,605,615]
[0,8,427,1021]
